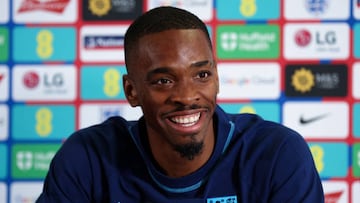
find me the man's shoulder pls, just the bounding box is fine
[64,116,137,150]
[78,116,134,136]
[227,111,298,137]
[223,111,304,149]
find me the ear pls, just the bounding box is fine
[123,75,140,107]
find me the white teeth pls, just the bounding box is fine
[170,112,201,126]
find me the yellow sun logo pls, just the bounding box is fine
[291,67,315,93]
[239,105,256,114]
[89,0,111,17]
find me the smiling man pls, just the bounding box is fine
[36,6,324,203]
[123,27,219,175]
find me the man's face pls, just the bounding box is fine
[124,29,219,156]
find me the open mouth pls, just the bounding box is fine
[169,112,201,127]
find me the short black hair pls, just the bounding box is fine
[124,6,212,68]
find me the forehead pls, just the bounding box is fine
[139,29,212,60]
[140,29,210,45]
[126,29,213,76]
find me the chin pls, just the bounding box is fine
[173,140,204,160]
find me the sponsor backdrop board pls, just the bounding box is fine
[0,0,359,202]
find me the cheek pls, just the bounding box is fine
[140,98,164,126]
[202,83,219,98]
[138,91,168,113]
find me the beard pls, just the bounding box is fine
[173,141,204,160]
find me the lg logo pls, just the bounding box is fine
[316,31,336,45]
[23,71,39,89]
[44,73,64,87]
[23,71,64,89]
[295,29,337,47]
[295,29,311,47]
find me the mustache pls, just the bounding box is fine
[172,104,204,112]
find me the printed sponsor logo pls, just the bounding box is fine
[283,101,349,139]
[80,26,127,62]
[294,29,311,47]
[0,0,9,23]
[88,0,112,17]
[285,64,347,97]
[13,27,76,62]
[284,0,349,20]
[0,73,4,83]
[12,65,76,101]
[216,25,279,59]
[0,27,9,62]
[217,0,279,20]
[23,71,40,89]
[0,144,7,178]
[305,0,329,15]
[81,66,127,100]
[322,180,348,203]
[207,195,237,203]
[219,102,280,123]
[354,24,360,58]
[0,66,9,101]
[0,105,9,141]
[17,0,70,13]
[353,143,360,177]
[309,143,348,178]
[325,191,344,203]
[84,36,124,50]
[11,144,61,178]
[148,0,213,21]
[354,0,360,19]
[11,104,75,140]
[283,23,349,60]
[83,0,142,21]
[79,103,142,129]
[10,182,43,203]
[299,113,329,125]
[13,0,77,23]
[354,103,360,138]
[0,182,6,203]
[217,63,280,100]
[353,181,360,203]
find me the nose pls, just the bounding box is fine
[169,79,200,105]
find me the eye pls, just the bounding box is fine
[155,78,172,85]
[196,71,211,79]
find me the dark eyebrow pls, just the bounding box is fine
[190,60,213,68]
[145,60,214,80]
[146,67,171,81]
